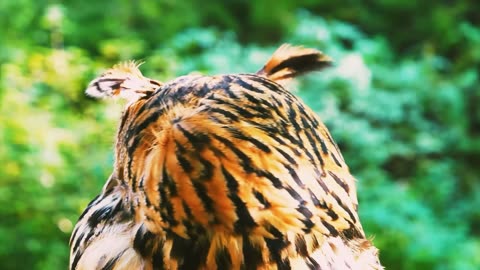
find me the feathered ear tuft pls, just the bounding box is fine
[256,44,333,85]
[85,61,162,103]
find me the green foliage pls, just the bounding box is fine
[1,1,479,270]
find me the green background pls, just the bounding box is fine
[1,1,479,269]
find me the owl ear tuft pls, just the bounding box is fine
[85,61,162,103]
[256,44,333,86]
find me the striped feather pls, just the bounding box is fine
[85,61,162,103]
[256,44,333,86]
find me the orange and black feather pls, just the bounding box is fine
[257,44,333,84]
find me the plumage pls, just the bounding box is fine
[70,44,382,269]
